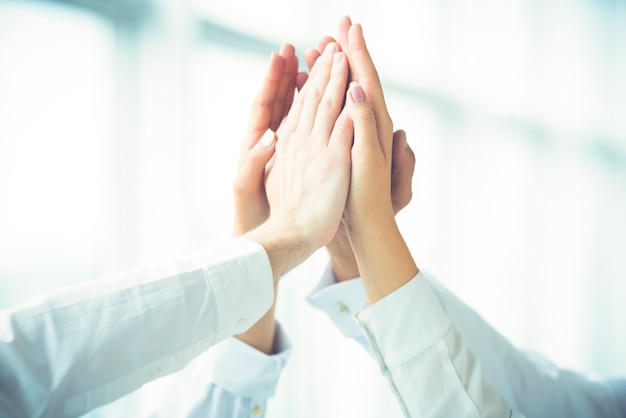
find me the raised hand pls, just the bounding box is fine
[302,19,416,283]
[233,44,301,236]
[262,42,352,253]
[341,24,419,303]
[246,42,353,287]
[326,129,415,282]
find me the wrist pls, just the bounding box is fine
[344,211,397,252]
[347,220,418,304]
[326,242,359,282]
[245,217,317,281]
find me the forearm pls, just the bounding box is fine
[0,238,274,417]
[349,220,418,304]
[236,289,277,355]
[326,226,360,282]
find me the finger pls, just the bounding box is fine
[337,16,353,78]
[304,48,320,72]
[294,42,338,134]
[304,36,336,71]
[313,51,349,141]
[242,51,285,153]
[234,129,276,196]
[337,16,352,54]
[296,71,308,91]
[270,44,296,131]
[348,23,393,157]
[317,35,337,54]
[390,130,415,214]
[347,82,380,156]
[282,54,299,118]
[328,105,354,156]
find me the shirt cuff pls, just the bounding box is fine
[194,323,292,398]
[306,263,367,339]
[183,237,274,343]
[355,271,451,369]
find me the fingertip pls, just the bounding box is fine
[349,82,366,103]
[267,51,285,78]
[317,36,336,52]
[348,23,366,47]
[304,48,320,71]
[280,43,295,57]
[296,72,308,91]
[396,129,408,149]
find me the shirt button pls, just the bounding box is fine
[252,406,263,414]
[236,316,247,328]
[338,303,350,314]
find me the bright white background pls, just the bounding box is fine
[0,0,625,416]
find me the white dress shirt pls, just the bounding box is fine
[309,266,626,418]
[0,237,274,418]
[137,326,291,418]
[192,264,626,418]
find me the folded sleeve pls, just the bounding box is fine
[0,237,274,417]
[137,323,291,418]
[309,264,625,417]
[306,264,368,345]
[355,272,522,418]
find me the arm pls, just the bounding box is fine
[0,238,274,418]
[155,45,301,418]
[341,21,521,417]
[0,42,354,418]
[140,40,354,418]
[308,18,626,418]
[233,43,301,355]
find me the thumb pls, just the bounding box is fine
[390,129,415,214]
[347,82,380,155]
[234,129,276,195]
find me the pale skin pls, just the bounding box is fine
[310,17,419,302]
[340,21,419,303]
[232,44,302,354]
[234,18,417,353]
[234,42,355,353]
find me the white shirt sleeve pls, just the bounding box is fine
[0,237,274,418]
[354,272,521,418]
[308,265,626,418]
[142,325,291,418]
[425,274,626,418]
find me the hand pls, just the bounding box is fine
[233,44,301,236]
[326,129,415,282]
[247,42,353,281]
[232,44,300,354]
[341,23,418,303]
[302,22,416,282]
[263,42,352,251]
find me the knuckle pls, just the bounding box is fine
[355,106,375,122]
[318,95,336,111]
[306,86,323,102]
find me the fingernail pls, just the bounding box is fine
[350,83,365,103]
[260,128,276,148]
[333,52,343,66]
[399,130,408,148]
[324,42,337,56]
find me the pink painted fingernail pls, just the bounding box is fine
[350,83,365,103]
